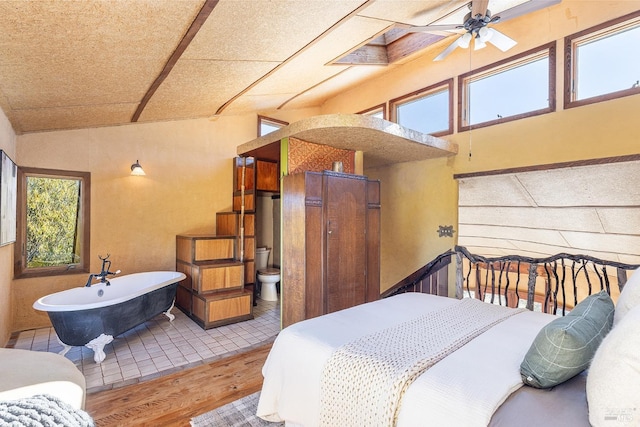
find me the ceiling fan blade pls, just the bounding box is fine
[494,0,561,23]
[487,28,518,51]
[471,0,490,18]
[406,23,463,33]
[434,37,462,61]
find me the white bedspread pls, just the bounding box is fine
[257,293,554,427]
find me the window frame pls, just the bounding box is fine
[14,167,91,279]
[357,103,387,120]
[389,79,454,137]
[458,42,556,132]
[564,10,640,110]
[257,115,288,137]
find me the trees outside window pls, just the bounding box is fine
[15,168,90,278]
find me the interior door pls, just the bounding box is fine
[324,174,367,313]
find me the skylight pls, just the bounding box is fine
[331,28,444,66]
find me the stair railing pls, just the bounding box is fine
[384,246,639,316]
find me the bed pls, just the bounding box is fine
[257,266,640,427]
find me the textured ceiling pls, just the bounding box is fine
[0,0,549,134]
[2,1,637,267]
[457,160,640,265]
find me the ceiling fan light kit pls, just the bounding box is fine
[457,32,473,48]
[412,0,561,61]
[478,27,493,43]
[474,38,487,50]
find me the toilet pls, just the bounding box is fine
[256,247,280,302]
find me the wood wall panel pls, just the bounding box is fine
[325,175,366,313]
[208,294,252,322]
[176,261,193,291]
[194,239,234,261]
[282,171,380,328]
[256,160,279,191]
[282,173,308,327]
[366,180,381,303]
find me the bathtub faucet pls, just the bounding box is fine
[85,254,121,287]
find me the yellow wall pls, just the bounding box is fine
[11,115,255,331]
[0,108,17,346]
[321,1,640,292]
[366,157,459,290]
[5,1,639,334]
[10,106,319,333]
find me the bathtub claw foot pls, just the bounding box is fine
[86,334,113,363]
[164,300,176,322]
[56,335,72,358]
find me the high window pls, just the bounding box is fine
[15,168,90,278]
[565,10,640,109]
[358,104,386,120]
[459,43,556,131]
[258,115,288,137]
[390,79,453,136]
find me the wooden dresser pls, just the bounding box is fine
[231,157,279,285]
[282,170,380,328]
[174,157,278,329]
[216,211,256,287]
[175,234,253,329]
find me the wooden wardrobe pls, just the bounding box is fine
[282,170,380,328]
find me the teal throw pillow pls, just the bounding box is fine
[520,290,614,389]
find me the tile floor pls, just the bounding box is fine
[11,299,280,393]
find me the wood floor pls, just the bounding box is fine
[85,342,272,426]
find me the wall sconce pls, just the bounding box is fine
[130,160,146,176]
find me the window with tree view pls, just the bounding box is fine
[15,168,90,278]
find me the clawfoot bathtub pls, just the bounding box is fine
[33,271,186,363]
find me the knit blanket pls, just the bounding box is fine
[319,298,524,427]
[0,394,94,427]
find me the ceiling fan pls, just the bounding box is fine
[408,0,561,61]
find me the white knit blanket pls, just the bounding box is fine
[319,298,524,427]
[0,394,94,427]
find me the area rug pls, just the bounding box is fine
[190,392,284,427]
